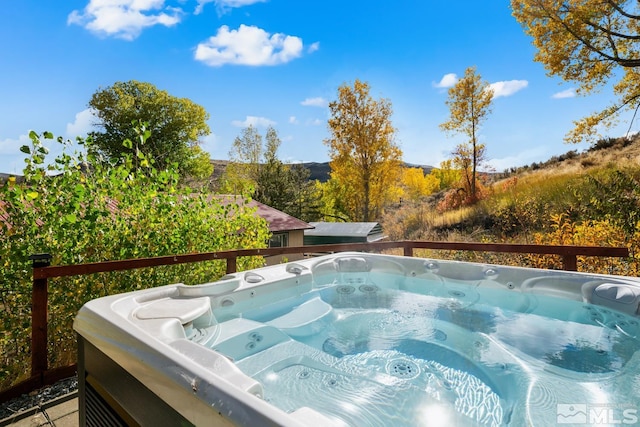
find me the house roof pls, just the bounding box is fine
[215,196,314,233]
[305,222,385,241]
[246,199,314,233]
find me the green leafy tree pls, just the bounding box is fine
[255,130,290,212]
[0,127,268,389]
[224,126,322,221]
[255,127,322,220]
[511,0,640,143]
[181,145,215,186]
[284,164,323,222]
[440,67,493,203]
[88,80,211,177]
[316,179,350,222]
[221,125,263,194]
[430,159,462,191]
[325,79,403,221]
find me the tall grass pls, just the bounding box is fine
[382,161,640,276]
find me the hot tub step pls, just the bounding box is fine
[211,318,291,361]
[266,297,333,337]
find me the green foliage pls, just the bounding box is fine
[316,178,352,222]
[183,145,214,180]
[223,126,323,222]
[88,80,211,177]
[0,127,269,390]
[223,125,263,193]
[256,161,322,222]
[430,160,462,191]
[569,167,640,236]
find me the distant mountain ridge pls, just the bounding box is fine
[1,161,433,185]
[210,160,434,183]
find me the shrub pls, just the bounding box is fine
[0,128,270,390]
[530,214,637,275]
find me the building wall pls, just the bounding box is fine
[265,230,306,265]
[289,230,304,247]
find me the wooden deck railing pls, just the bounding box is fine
[1,240,629,402]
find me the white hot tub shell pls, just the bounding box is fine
[74,252,640,426]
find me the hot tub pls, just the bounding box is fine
[74,252,640,426]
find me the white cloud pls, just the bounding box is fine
[0,134,30,155]
[195,0,267,15]
[433,73,458,88]
[0,133,69,174]
[231,116,276,127]
[289,116,298,124]
[300,97,327,107]
[488,80,528,98]
[306,118,323,126]
[486,146,548,171]
[198,132,218,151]
[307,42,320,53]
[194,25,304,67]
[68,0,183,40]
[552,88,576,99]
[66,109,95,137]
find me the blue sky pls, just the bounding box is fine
[0,0,634,175]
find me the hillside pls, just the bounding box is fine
[504,134,640,178]
[384,134,640,240]
[209,137,640,186]
[208,160,434,184]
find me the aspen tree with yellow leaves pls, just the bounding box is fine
[511,0,640,143]
[401,167,440,202]
[440,67,493,204]
[324,79,402,221]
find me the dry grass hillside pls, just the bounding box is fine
[507,134,640,178]
[381,135,640,275]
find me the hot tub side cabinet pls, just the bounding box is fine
[78,335,195,427]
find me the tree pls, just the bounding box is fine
[88,80,211,177]
[284,164,323,222]
[401,167,440,202]
[325,79,403,221]
[430,160,461,191]
[254,126,291,210]
[222,125,263,194]
[0,127,268,389]
[440,67,493,203]
[223,125,323,221]
[511,0,640,143]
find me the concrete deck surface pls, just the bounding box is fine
[0,393,78,427]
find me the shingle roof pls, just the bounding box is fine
[246,199,314,233]
[215,196,314,233]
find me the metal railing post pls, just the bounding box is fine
[226,256,237,274]
[403,241,413,257]
[30,253,52,380]
[562,254,578,271]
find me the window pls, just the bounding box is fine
[269,233,289,248]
